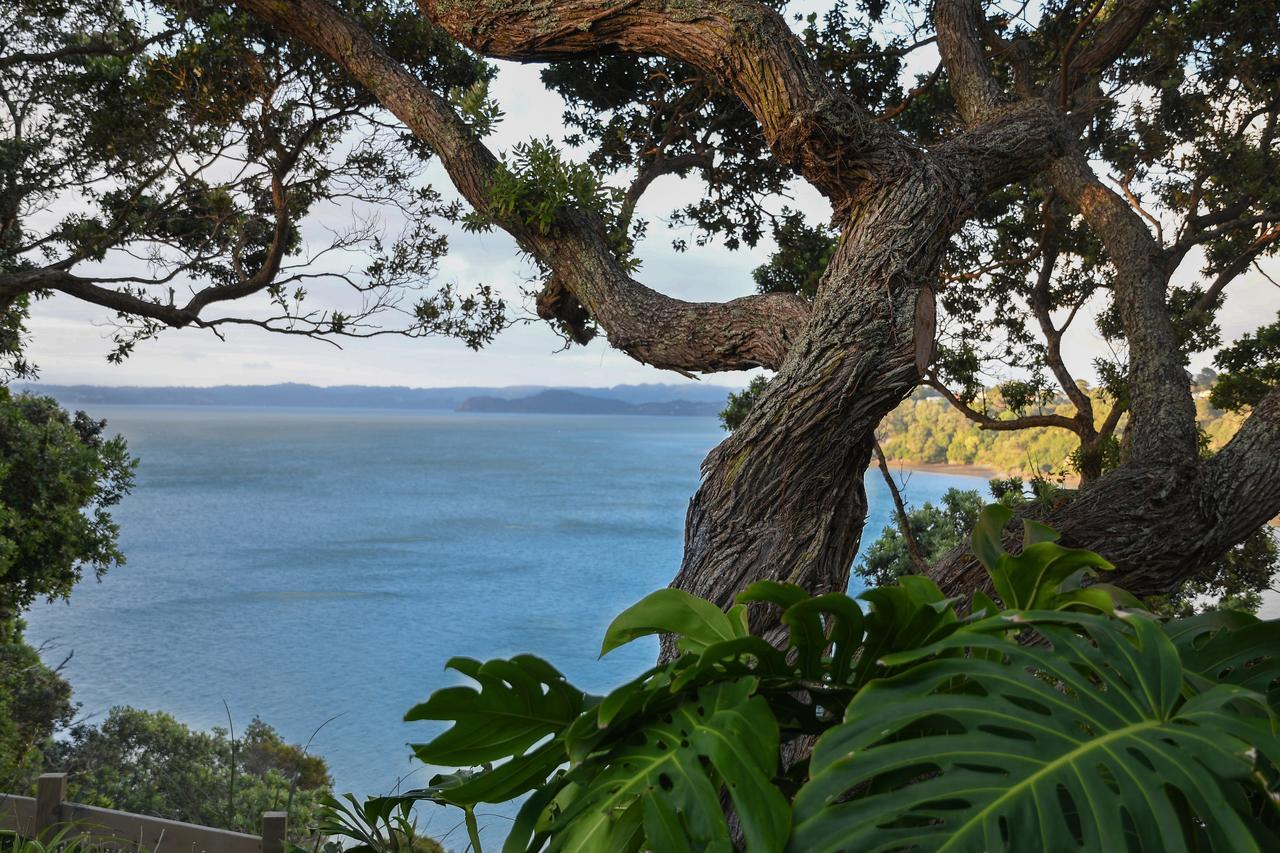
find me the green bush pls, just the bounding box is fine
[0,620,73,792]
[0,389,135,619]
[43,708,332,838]
[326,507,1280,851]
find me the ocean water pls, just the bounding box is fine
[22,407,985,844]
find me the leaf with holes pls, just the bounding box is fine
[1167,610,1280,713]
[535,678,790,852]
[406,655,584,768]
[792,612,1280,852]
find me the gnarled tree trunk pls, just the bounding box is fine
[233,0,1280,646]
[672,167,958,621]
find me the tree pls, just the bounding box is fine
[0,389,135,620]
[0,386,130,791]
[1,0,505,374]
[42,707,334,836]
[0,619,74,792]
[718,375,769,432]
[10,1,1280,634]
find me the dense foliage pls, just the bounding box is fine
[1,0,506,368]
[0,389,134,618]
[0,389,125,791]
[1213,312,1280,413]
[326,507,1280,851]
[0,620,73,792]
[43,708,332,836]
[718,376,769,432]
[856,487,985,588]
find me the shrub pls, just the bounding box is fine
[326,506,1280,851]
[43,708,332,838]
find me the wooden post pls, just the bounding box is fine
[34,773,66,838]
[261,811,287,853]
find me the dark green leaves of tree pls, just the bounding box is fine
[0,390,135,618]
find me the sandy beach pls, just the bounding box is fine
[878,459,1002,480]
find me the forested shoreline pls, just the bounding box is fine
[876,374,1245,480]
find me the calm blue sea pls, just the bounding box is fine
[22,407,984,844]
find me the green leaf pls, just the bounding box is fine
[793,612,1280,852]
[970,502,1013,579]
[600,588,747,657]
[539,680,790,852]
[857,575,960,683]
[406,654,583,766]
[418,740,565,807]
[970,504,1116,611]
[738,583,865,680]
[1168,611,1280,713]
[1021,518,1059,546]
[737,580,812,611]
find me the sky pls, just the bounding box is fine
[26,59,782,390]
[24,16,1280,391]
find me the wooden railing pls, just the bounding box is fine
[0,774,286,852]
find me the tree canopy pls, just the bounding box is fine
[1,0,506,376]
[4,1,1279,639]
[0,388,134,618]
[44,707,334,835]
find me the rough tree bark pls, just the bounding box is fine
[231,0,1280,633]
[926,0,1280,599]
[412,0,1068,632]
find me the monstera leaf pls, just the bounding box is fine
[600,588,749,656]
[1166,609,1280,713]
[513,679,790,852]
[857,575,965,684]
[792,612,1280,852]
[404,654,585,807]
[738,581,866,682]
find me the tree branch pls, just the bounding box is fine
[1191,222,1280,314]
[414,0,912,205]
[1061,1,1161,96]
[934,0,1021,125]
[872,441,930,574]
[1047,153,1200,464]
[229,0,813,373]
[1030,200,1093,420]
[0,30,178,70]
[926,377,1079,433]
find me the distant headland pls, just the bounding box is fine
[16,382,733,417]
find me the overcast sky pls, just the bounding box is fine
[25,28,1280,391]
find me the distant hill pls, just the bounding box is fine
[17,382,733,413]
[457,389,720,416]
